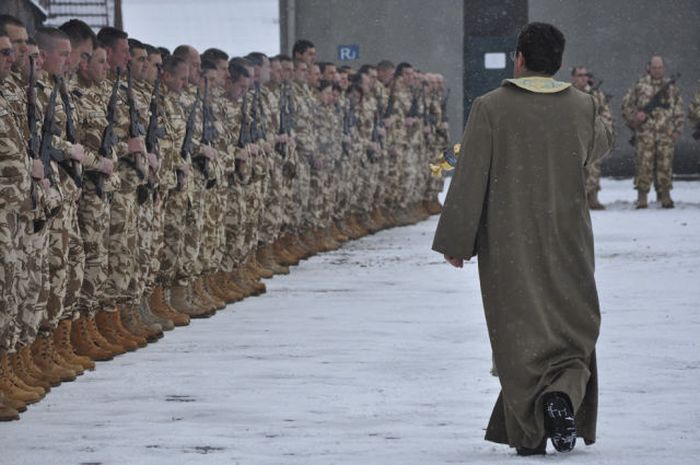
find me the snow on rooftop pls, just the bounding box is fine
[122,0,280,58]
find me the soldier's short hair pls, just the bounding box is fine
[319,62,336,74]
[516,22,565,76]
[269,55,280,63]
[230,56,252,68]
[128,38,145,53]
[173,44,194,59]
[338,65,352,74]
[292,39,314,58]
[228,61,250,83]
[0,14,25,35]
[395,62,412,77]
[358,64,375,75]
[318,79,333,91]
[201,59,218,72]
[245,52,267,67]
[143,43,159,56]
[202,47,229,64]
[35,27,70,51]
[376,60,395,71]
[59,19,96,48]
[158,46,171,58]
[97,27,128,50]
[276,54,292,63]
[162,54,186,74]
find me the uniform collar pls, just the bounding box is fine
[503,76,571,94]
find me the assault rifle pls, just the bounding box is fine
[275,83,292,157]
[178,87,200,191]
[383,80,396,120]
[237,90,251,149]
[440,87,450,123]
[192,77,216,187]
[341,98,355,156]
[250,83,266,142]
[57,77,83,187]
[126,62,146,180]
[407,88,420,119]
[367,108,382,163]
[90,68,121,197]
[140,65,165,203]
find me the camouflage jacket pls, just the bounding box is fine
[621,74,684,136]
[291,82,318,160]
[688,87,700,128]
[0,85,32,215]
[581,84,615,138]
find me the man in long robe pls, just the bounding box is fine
[432,22,612,455]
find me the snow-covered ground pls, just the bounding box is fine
[1,178,699,465]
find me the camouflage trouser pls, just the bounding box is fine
[64,202,85,319]
[244,179,264,256]
[140,192,165,296]
[159,189,189,288]
[220,183,245,272]
[634,133,674,193]
[176,183,205,287]
[585,157,603,194]
[48,201,85,322]
[1,211,23,351]
[77,190,112,315]
[104,185,138,306]
[279,151,300,234]
[308,169,329,229]
[197,186,226,277]
[260,162,284,245]
[16,221,49,344]
[294,158,312,232]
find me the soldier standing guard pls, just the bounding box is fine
[622,56,684,208]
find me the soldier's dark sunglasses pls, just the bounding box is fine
[0,48,15,57]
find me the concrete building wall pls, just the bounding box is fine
[280,0,465,144]
[529,0,700,175]
[0,0,47,34]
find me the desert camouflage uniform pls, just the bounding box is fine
[622,74,684,194]
[581,85,615,195]
[428,86,449,200]
[689,87,700,132]
[291,81,316,231]
[73,77,120,316]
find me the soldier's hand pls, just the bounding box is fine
[275,134,288,144]
[405,117,417,127]
[127,137,146,154]
[439,122,449,131]
[99,158,114,176]
[39,178,51,191]
[201,145,217,160]
[147,153,160,171]
[31,159,45,180]
[444,254,464,268]
[69,144,85,163]
[263,142,273,153]
[422,125,431,135]
[248,144,259,156]
[635,111,647,124]
[289,138,297,150]
[383,116,395,128]
[378,127,387,137]
[672,131,682,143]
[370,142,380,153]
[343,135,352,144]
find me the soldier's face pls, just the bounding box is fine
[319,86,333,105]
[571,67,589,90]
[322,65,336,82]
[108,38,130,73]
[6,24,28,72]
[86,47,108,84]
[281,61,293,82]
[164,62,188,92]
[145,53,162,83]
[130,48,147,80]
[300,47,316,66]
[338,72,349,90]
[270,60,282,83]
[368,69,378,87]
[649,58,664,80]
[26,45,41,79]
[0,37,15,80]
[188,50,201,85]
[377,67,393,85]
[294,62,307,83]
[361,73,371,94]
[214,59,228,86]
[41,38,71,77]
[308,64,321,87]
[67,39,93,76]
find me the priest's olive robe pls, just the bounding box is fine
[432,76,613,449]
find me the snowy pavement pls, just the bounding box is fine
[1,178,699,465]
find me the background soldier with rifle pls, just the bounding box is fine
[622,55,684,208]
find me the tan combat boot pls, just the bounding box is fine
[10,349,51,393]
[228,269,256,298]
[18,345,53,390]
[587,191,605,210]
[114,307,148,348]
[31,334,77,385]
[53,319,96,371]
[635,191,648,209]
[95,310,139,352]
[86,315,127,356]
[659,191,675,208]
[170,285,211,319]
[0,353,43,404]
[259,245,290,275]
[138,295,172,332]
[192,278,220,313]
[3,353,45,399]
[272,236,298,267]
[252,249,276,278]
[0,391,20,421]
[121,304,162,343]
[203,275,231,308]
[70,317,115,362]
[149,287,190,327]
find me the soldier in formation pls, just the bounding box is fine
[0,18,452,421]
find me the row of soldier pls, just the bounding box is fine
[572,56,700,210]
[0,17,451,421]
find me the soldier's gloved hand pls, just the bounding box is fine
[99,158,114,176]
[127,137,146,154]
[31,159,45,180]
[635,111,647,124]
[180,163,191,176]
[201,145,217,160]
[147,153,160,171]
[69,143,85,163]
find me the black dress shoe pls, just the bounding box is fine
[516,438,547,456]
[543,392,577,453]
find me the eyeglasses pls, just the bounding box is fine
[0,48,15,57]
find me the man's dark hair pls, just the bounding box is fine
[201,59,218,72]
[319,62,335,74]
[202,47,229,64]
[0,14,24,35]
[570,65,589,76]
[144,43,159,56]
[27,37,36,46]
[34,27,70,51]
[228,61,250,82]
[128,38,145,53]
[173,44,193,59]
[395,62,412,78]
[358,64,375,75]
[516,22,565,76]
[338,65,352,74]
[376,60,395,71]
[59,19,96,48]
[162,54,186,74]
[158,46,170,58]
[275,54,292,63]
[318,79,333,92]
[245,51,267,67]
[269,55,280,63]
[96,27,128,50]
[292,39,314,58]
